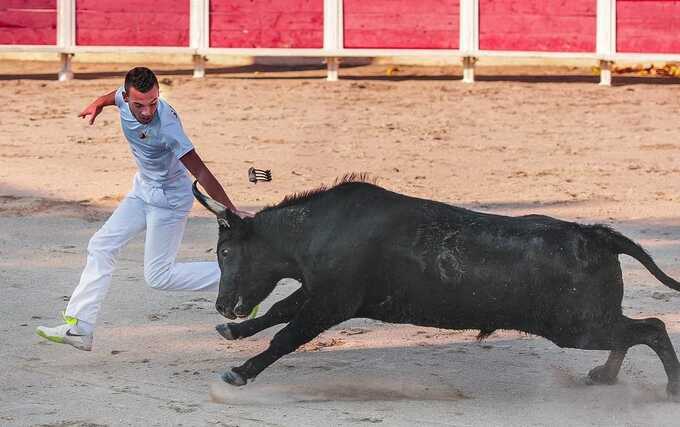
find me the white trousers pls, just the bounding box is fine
[65,174,220,326]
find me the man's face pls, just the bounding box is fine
[123,85,159,124]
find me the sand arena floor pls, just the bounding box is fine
[1,61,680,426]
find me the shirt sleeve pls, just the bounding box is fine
[162,105,194,160]
[114,86,125,108]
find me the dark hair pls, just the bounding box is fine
[124,67,158,93]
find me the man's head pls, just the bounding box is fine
[123,67,159,124]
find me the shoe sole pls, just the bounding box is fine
[36,329,92,351]
[36,328,64,343]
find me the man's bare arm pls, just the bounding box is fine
[78,90,116,125]
[181,149,253,218]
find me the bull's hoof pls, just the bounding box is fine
[586,365,617,385]
[216,323,237,340]
[221,369,247,386]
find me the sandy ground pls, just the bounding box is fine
[2,60,680,426]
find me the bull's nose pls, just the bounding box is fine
[215,302,236,320]
[233,296,249,318]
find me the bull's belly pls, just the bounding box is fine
[360,277,622,338]
[362,283,531,328]
[368,300,533,332]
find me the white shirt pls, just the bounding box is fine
[115,86,194,186]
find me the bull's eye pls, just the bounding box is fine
[222,249,229,256]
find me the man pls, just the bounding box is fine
[37,67,249,351]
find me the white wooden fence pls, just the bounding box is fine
[2,0,679,85]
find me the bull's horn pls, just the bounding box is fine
[192,180,227,216]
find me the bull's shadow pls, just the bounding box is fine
[209,331,677,405]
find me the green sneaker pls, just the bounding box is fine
[36,323,93,351]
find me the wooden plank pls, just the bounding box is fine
[343,0,459,49]
[479,0,596,52]
[69,46,194,54]
[209,0,323,48]
[0,0,56,45]
[199,47,462,57]
[1,0,55,8]
[617,0,680,53]
[76,0,189,46]
[211,0,322,13]
[76,0,186,12]
[0,44,60,51]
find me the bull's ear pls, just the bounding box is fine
[192,180,226,216]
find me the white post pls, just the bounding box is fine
[599,60,613,86]
[190,0,210,78]
[459,0,479,83]
[462,57,478,83]
[325,57,340,81]
[57,0,75,81]
[192,55,206,78]
[324,0,343,81]
[59,53,73,82]
[597,0,616,86]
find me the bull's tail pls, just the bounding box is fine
[599,225,680,291]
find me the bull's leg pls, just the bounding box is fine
[588,317,680,398]
[216,288,308,340]
[623,317,680,398]
[587,350,627,385]
[222,294,361,386]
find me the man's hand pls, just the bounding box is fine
[78,101,103,125]
[78,90,117,126]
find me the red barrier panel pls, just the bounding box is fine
[617,0,680,54]
[479,0,596,52]
[0,0,56,45]
[210,0,323,48]
[5,0,680,59]
[76,0,189,46]
[343,0,460,49]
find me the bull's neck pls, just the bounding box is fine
[255,205,313,256]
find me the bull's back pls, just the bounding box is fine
[335,187,621,332]
[296,184,621,332]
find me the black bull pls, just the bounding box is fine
[193,179,680,397]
